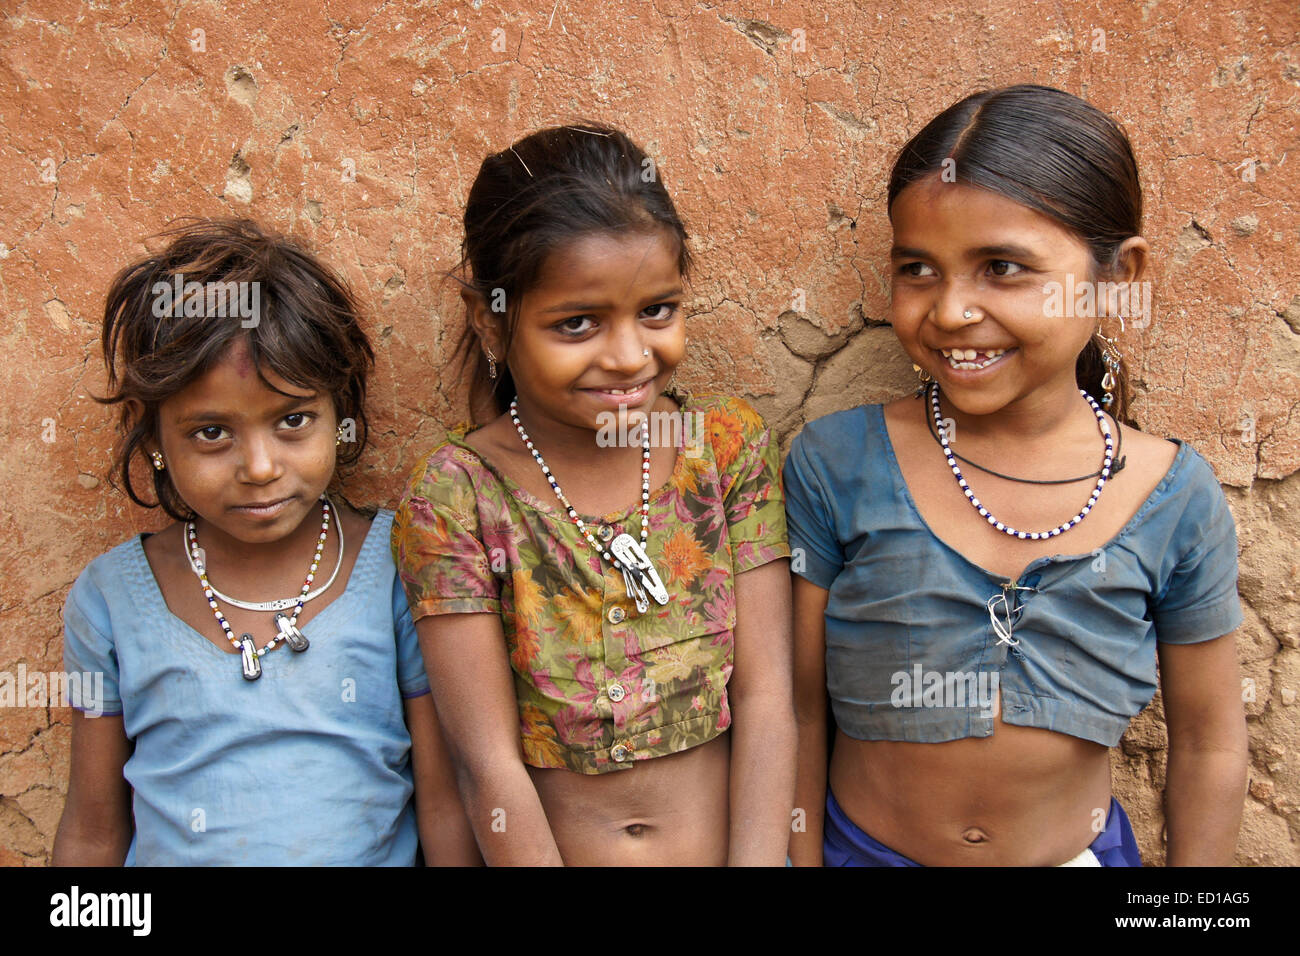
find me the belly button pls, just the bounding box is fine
[961,827,990,844]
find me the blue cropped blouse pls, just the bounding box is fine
[783,404,1243,747]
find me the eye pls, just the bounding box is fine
[641,303,679,323]
[556,315,596,337]
[897,261,936,278]
[193,425,231,443]
[280,411,314,430]
[988,260,1025,277]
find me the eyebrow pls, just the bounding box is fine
[539,286,685,314]
[174,392,320,427]
[890,243,1041,261]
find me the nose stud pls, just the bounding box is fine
[963,308,981,320]
[642,348,650,357]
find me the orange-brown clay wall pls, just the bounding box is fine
[1,0,1296,864]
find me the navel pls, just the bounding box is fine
[961,827,990,845]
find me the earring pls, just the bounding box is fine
[335,424,344,446]
[1095,330,1122,407]
[484,347,498,381]
[912,364,933,396]
[150,450,165,471]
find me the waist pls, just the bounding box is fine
[828,725,1112,865]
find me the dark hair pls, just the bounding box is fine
[888,85,1143,425]
[100,217,375,521]
[454,123,693,420]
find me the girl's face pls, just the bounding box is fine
[502,228,686,433]
[888,176,1099,417]
[152,338,339,545]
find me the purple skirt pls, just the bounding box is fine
[824,790,1142,867]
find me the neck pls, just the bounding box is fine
[189,498,328,582]
[511,396,650,472]
[938,375,1096,446]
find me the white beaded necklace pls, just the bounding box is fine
[509,397,668,613]
[185,496,331,680]
[930,383,1114,540]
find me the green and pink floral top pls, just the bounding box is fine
[392,392,790,774]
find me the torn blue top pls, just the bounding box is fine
[783,404,1242,747]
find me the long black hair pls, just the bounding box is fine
[454,123,692,420]
[888,85,1144,425]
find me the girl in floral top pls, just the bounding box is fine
[393,124,796,865]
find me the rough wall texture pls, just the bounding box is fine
[0,0,1296,865]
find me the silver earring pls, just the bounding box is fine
[1095,330,1122,407]
[484,347,498,380]
[150,450,165,471]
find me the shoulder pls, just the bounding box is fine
[65,537,144,640]
[789,402,882,469]
[397,425,491,505]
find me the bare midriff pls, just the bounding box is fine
[829,713,1112,866]
[527,732,730,865]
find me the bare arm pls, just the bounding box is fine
[416,613,563,866]
[52,711,133,866]
[403,692,483,866]
[1158,631,1249,866]
[788,574,830,866]
[727,557,797,866]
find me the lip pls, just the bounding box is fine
[933,347,1017,378]
[579,378,656,408]
[229,496,295,519]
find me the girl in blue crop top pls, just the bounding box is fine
[784,86,1248,867]
[52,219,478,865]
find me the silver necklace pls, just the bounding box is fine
[184,497,344,610]
[509,397,668,614]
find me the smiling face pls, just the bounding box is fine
[888,176,1101,417]
[490,227,687,435]
[151,337,338,548]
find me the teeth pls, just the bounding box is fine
[943,348,1007,370]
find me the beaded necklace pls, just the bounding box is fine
[186,496,330,680]
[929,383,1114,540]
[509,397,668,613]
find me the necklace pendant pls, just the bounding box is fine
[620,564,651,614]
[610,534,669,608]
[239,633,262,681]
[275,613,310,653]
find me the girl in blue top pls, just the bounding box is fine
[785,86,1248,866]
[53,218,478,865]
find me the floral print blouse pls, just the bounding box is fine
[392,392,790,774]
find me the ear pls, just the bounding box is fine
[1111,236,1150,285]
[461,286,504,358]
[124,398,153,451]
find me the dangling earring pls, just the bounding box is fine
[913,364,934,397]
[484,346,498,381]
[1095,330,1122,407]
[150,450,165,471]
[335,424,345,446]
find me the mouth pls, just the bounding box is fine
[939,347,1013,371]
[230,496,295,519]
[580,378,656,405]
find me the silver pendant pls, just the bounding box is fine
[609,534,669,614]
[239,633,262,680]
[274,613,310,653]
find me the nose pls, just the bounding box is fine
[928,279,985,333]
[237,431,281,485]
[600,317,652,375]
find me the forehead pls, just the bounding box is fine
[891,177,1086,255]
[163,339,318,416]
[528,229,682,302]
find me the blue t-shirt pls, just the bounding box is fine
[62,509,430,865]
[783,404,1243,748]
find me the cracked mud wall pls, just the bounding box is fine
[1,1,1296,864]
